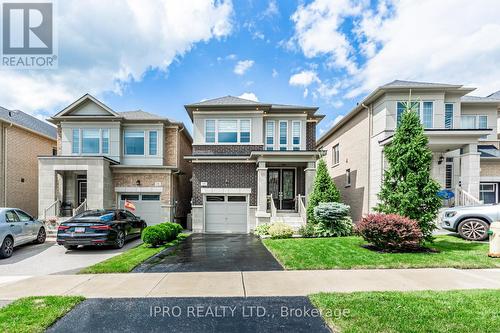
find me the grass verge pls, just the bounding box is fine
[310,289,500,333]
[0,296,84,333]
[263,235,499,269]
[79,233,189,274]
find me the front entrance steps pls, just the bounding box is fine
[44,217,71,241]
[271,212,305,230]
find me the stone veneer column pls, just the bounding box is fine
[304,161,316,202]
[256,161,267,215]
[460,144,480,199]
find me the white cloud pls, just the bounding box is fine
[272,69,278,78]
[303,88,309,98]
[263,0,279,18]
[233,60,255,75]
[0,0,233,114]
[320,114,344,135]
[289,70,320,87]
[238,92,259,102]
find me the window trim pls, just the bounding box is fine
[265,120,275,151]
[422,101,434,129]
[332,144,340,167]
[345,169,351,188]
[279,120,288,150]
[205,119,216,143]
[81,128,101,154]
[204,119,253,144]
[397,101,434,128]
[149,130,158,156]
[101,129,109,155]
[72,128,80,154]
[292,120,301,150]
[123,130,146,156]
[444,103,454,129]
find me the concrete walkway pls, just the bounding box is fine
[0,268,499,300]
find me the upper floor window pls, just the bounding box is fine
[218,120,238,143]
[124,131,145,155]
[72,129,80,154]
[205,120,216,143]
[101,129,109,154]
[422,101,433,128]
[82,129,100,154]
[240,120,251,143]
[332,144,339,165]
[279,121,287,150]
[266,120,274,150]
[445,103,454,129]
[292,121,301,150]
[149,131,158,155]
[396,101,420,126]
[461,115,488,129]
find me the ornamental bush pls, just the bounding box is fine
[307,159,341,224]
[298,223,316,238]
[313,202,353,237]
[141,222,182,247]
[254,223,271,236]
[356,213,423,251]
[268,222,294,239]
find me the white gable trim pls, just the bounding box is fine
[53,94,121,118]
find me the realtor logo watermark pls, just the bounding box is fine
[1,0,57,68]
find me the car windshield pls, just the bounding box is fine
[76,210,115,218]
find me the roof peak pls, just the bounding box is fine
[382,79,462,88]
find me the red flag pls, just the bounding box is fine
[124,199,136,211]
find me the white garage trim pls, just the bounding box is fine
[201,188,251,194]
[115,186,163,193]
[203,193,249,234]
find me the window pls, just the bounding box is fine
[228,196,246,202]
[82,129,100,154]
[205,120,216,143]
[52,147,57,156]
[240,120,251,143]
[15,210,32,222]
[142,194,160,201]
[266,121,275,150]
[72,129,80,154]
[206,195,225,202]
[125,211,137,219]
[5,210,20,222]
[445,162,453,189]
[422,102,433,128]
[332,144,340,165]
[478,115,488,129]
[279,121,287,150]
[396,101,420,126]
[101,129,109,154]
[445,104,454,129]
[461,115,488,130]
[292,121,301,150]
[218,120,238,143]
[121,194,139,201]
[149,131,158,155]
[345,169,351,187]
[480,183,497,204]
[124,131,145,155]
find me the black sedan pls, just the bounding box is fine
[57,209,146,250]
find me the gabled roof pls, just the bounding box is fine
[0,107,56,140]
[53,94,122,118]
[187,95,262,107]
[461,95,500,103]
[118,110,172,121]
[487,90,500,99]
[381,80,463,89]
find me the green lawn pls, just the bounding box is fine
[0,296,84,333]
[79,233,189,274]
[310,289,500,333]
[263,235,500,269]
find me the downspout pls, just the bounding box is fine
[361,103,372,213]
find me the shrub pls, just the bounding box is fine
[157,223,175,241]
[356,213,424,251]
[268,222,294,239]
[254,223,271,236]
[298,223,316,238]
[313,202,353,237]
[307,159,341,224]
[141,226,164,247]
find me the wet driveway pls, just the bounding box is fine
[133,234,283,272]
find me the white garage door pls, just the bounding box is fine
[120,194,163,226]
[205,195,247,233]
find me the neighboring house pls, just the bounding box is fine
[0,107,57,216]
[38,94,192,226]
[317,80,500,222]
[184,96,324,233]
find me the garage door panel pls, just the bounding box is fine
[205,196,247,233]
[120,193,163,226]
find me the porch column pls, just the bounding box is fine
[256,161,267,214]
[38,163,57,219]
[460,144,480,199]
[305,161,316,202]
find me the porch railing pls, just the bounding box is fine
[296,194,307,224]
[267,195,277,217]
[73,199,87,216]
[43,199,60,220]
[455,186,483,206]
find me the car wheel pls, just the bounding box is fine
[458,219,489,241]
[35,227,46,244]
[64,245,78,250]
[0,237,14,259]
[114,230,125,249]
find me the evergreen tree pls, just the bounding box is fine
[375,100,441,242]
[307,159,340,223]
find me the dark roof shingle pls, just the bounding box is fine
[0,107,56,139]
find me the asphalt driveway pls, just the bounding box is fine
[47,297,330,333]
[133,234,283,272]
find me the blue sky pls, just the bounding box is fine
[2,0,500,139]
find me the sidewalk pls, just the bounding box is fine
[0,268,499,300]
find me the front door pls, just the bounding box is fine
[77,179,87,206]
[267,169,295,210]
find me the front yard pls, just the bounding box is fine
[0,296,84,333]
[263,235,500,269]
[310,289,500,333]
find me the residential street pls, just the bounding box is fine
[46,297,331,333]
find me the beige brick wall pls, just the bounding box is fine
[174,130,193,221]
[4,124,56,216]
[164,127,178,166]
[112,171,172,204]
[321,110,370,223]
[480,161,500,177]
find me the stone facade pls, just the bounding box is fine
[2,124,56,216]
[193,145,263,156]
[192,163,257,205]
[480,161,500,177]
